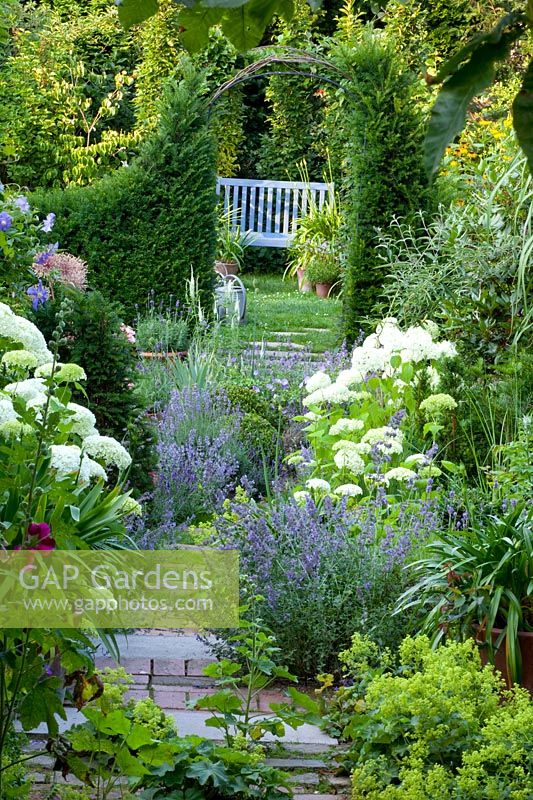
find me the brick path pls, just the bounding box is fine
[27,632,347,798]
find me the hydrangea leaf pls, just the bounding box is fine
[424,27,523,176]
[513,58,533,175]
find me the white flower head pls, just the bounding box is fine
[334,483,363,497]
[293,490,312,505]
[4,378,47,402]
[0,310,53,365]
[362,426,404,456]
[404,453,427,466]
[329,418,364,436]
[305,371,331,394]
[54,363,87,383]
[67,403,97,438]
[333,448,365,474]
[122,496,142,516]
[83,434,132,471]
[419,393,457,419]
[384,467,417,483]
[286,453,305,465]
[0,395,17,424]
[1,350,38,371]
[305,478,331,493]
[34,362,64,378]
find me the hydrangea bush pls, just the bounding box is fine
[0,300,136,548]
[295,318,458,498]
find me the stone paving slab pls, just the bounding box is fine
[24,706,336,747]
[97,632,215,661]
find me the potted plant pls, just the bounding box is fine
[215,211,254,276]
[306,249,341,298]
[285,186,342,295]
[396,504,533,691]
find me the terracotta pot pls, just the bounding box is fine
[296,267,313,293]
[215,260,239,276]
[478,628,533,693]
[315,282,333,299]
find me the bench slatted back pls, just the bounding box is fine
[217,177,334,248]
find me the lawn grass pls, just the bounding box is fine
[218,272,343,353]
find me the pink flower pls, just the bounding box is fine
[15,522,56,551]
[120,324,136,344]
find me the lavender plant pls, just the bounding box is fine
[213,490,439,677]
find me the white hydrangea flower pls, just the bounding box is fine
[122,496,142,516]
[25,393,48,410]
[67,403,97,438]
[333,449,365,474]
[329,418,364,436]
[0,302,14,317]
[4,378,47,402]
[286,453,305,465]
[55,364,87,383]
[419,393,457,418]
[419,465,442,478]
[0,311,53,365]
[82,434,132,470]
[305,371,331,394]
[1,350,38,371]
[34,362,64,378]
[303,411,321,421]
[0,419,33,438]
[86,457,108,482]
[49,444,107,484]
[50,444,84,478]
[404,453,427,465]
[293,490,311,505]
[322,383,356,404]
[305,478,331,493]
[362,426,404,456]
[384,467,417,483]
[334,483,363,497]
[0,395,17,424]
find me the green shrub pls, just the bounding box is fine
[257,0,324,180]
[33,70,217,317]
[335,636,533,800]
[0,0,138,189]
[334,29,429,339]
[222,384,274,422]
[240,412,278,466]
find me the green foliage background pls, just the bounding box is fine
[33,73,217,318]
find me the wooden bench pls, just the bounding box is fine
[216,177,334,248]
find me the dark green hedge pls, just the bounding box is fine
[338,32,430,341]
[33,72,217,318]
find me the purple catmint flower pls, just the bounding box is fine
[0,211,12,231]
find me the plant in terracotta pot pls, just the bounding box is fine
[396,504,533,691]
[305,249,341,298]
[285,180,342,294]
[215,211,254,276]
